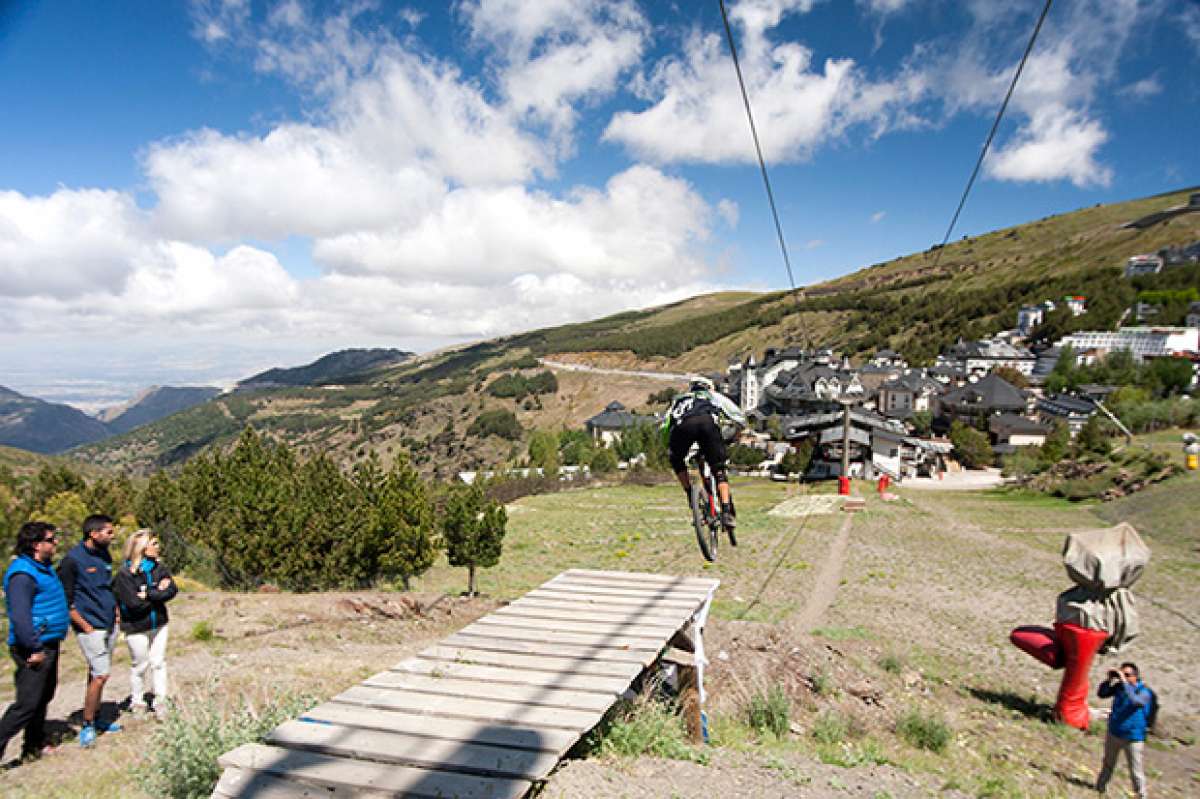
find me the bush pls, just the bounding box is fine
[811,710,863,744]
[746,685,790,737]
[589,447,618,474]
[896,708,951,752]
[190,621,216,642]
[468,409,523,440]
[590,697,708,764]
[878,653,905,674]
[142,690,315,799]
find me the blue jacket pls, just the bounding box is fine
[4,555,70,649]
[1099,679,1152,741]
[58,541,117,631]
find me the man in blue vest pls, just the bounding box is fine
[1096,661,1152,798]
[58,514,121,747]
[1,521,69,763]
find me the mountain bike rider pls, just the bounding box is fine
[662,377,747,530]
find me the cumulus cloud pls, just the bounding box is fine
[987,106,1111,187]
[870,211,886,223]
[0,189,146,299]
[1118,75,1161,100]
[603,1,926,164]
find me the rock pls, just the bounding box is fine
[258,583,280,593]
[717,650,730,661]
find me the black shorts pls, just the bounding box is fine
[668,414,727,475]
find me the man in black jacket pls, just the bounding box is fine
[58,514,120,747]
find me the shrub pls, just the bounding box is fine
[746,685,790,737]
[589,447,618,474]
[896,708,951,752]
[142,690,315,799]
[878,653,905,674]
[190,621,216,642]
[589,697,708,764]
[811,711,854,745]
[468,409,523,440]
[950,421,993,469]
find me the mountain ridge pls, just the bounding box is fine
[67,186,1200,475]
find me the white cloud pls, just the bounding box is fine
[463,0,648,142]
[870,211,886,223]
[603,1,925,164]
[1183,5,1200,51]
[986,106,1111,187]
[188,0,249,44]
[0,189,146,299]
[1118,75,1161,100]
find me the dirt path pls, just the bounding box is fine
[792,514,853,632]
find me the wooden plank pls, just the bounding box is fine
[543,579,711,603]
[334,685,604,731]
[420,645,643,679]
[494,605,685,631]
[506,597,694,625]
[525,588,697,610]
[456,622,663,652]
[565,569,719,589]
[363,671,614,712]
[214,766,383,798]
[268,720,561,780]
[470,615,671,642]
[300,702,579,754]
[219,743,531,799]
[392,657,630,695]
[549,575,715,599]
[443,632,656,665]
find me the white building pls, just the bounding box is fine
[1064,296,1087,316]
[1186,302,1200,329]
[939,338,1037,376]
[1124,254,1163,277]
[1057,327,1200,363]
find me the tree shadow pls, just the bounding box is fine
[968,686,1054,723]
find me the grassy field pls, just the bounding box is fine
[2,468,1196,797]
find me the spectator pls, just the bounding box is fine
[114,530,177,720]
[1096,661,1152,799]
[58,514,121,747]
[0,522,68,763]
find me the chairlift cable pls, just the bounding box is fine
[931,0,1053,270]
[718,0,810,351]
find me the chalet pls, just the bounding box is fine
[869,348,907,369]
[1017,301,1053,337]
[1036,394,1096,436]
[585,401,657,446]
[877,371,942,419]
[937,373,1028,425]
[783,408,908,480]
[1064,296,1087,316]
[989,413,1051,447]
[762,362,863,415]
[938,338,1036,376]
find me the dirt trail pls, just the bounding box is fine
[792,514,853,632]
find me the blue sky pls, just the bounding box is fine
[1,0,1197,411]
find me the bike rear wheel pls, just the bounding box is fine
[724,495,738,547]
[690,482,719,562]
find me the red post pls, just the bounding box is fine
[838,475,850,495]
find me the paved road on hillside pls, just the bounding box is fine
[539,359,692,383]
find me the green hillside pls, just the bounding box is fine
[71,187,1200,475]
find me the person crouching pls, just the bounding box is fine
[114,530,178,720]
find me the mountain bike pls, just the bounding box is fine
[687,449,736,562]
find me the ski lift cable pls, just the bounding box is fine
[932,0,1053,270]
[717,0,810,351]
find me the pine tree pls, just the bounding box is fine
[442,483,506,596]
[372,451,439,587]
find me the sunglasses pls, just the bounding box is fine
[41,536,57,543]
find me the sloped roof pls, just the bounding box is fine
[586,402,656,431]
[941,373,1026,411]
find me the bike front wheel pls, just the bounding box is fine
[690,482,719,562]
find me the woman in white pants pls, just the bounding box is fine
[113,530,178,718]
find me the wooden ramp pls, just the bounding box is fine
[213,569,719,798]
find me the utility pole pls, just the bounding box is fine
[840,399,852,478]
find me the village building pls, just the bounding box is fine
[989,413,1051,449]
[936,372,1028,428]
[584,401,657,447]
[938,337,1036,376]
[1064,295,1087,316]
[761,360,864,416]
[1057,327,1200,364]
[1124,254,1163,277]
[1017,301,1054,337]
[877,371,943,420]
[1186,301,1200,329]
[1036,394,1096,437]
[783,408,909,480]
